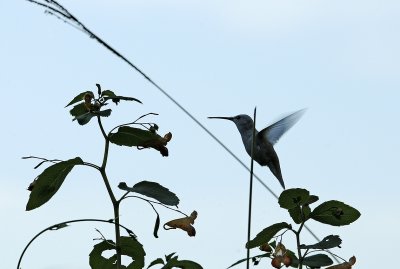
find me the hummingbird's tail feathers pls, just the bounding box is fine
[267,161,285,189]
[259,108,307,145]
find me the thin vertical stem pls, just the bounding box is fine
[97,116,121,268]
[246,107,257,269]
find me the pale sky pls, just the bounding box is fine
[2,1,400,268]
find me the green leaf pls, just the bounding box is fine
[101,90,142,105]
[147,258,164,268]
[69,102,88,117]
[278,188,310,209]
[65,91,93,107]
[165,253,176,262]
[227,253,270,268]
[109,126,171,156]
[246,222,291,249]
[286,205,312,224]
[300,235,342,250]
[153,213,160,238]
[119,181,179,206]
[310,200,361,226]
[160,255,203,269]
[164,259,203,269]
[288,206,302,224]
[73,109,112,125]
[306,195,319,205]
[89,236,146,269]
[110,126,163,147]
[302,254,333,267]
[26,157,83,210]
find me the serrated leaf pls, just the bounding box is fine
[246,222,291,249]
[278,188,310,209]
[109,126,171,156]
[147,258,164,268]
[228,253,270,268]
[65,91,94,107]
[26,157,83,210]
[303,254,333,267]
[89,236,145,269]
[119,181,179,206]
[310,200,361,226]
[300,235,342,250]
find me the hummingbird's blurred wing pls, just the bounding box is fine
[258,109,307,145]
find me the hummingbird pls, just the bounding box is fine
[208,109,306,189]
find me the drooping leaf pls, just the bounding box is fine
[246,222,291,249]
[300,235,342,250]
[153,213,160,238]
[26,157,83,210]
[310,200,361,226]
[278,188,310,209]
[228,253,270,268]
[96,83,102,95]
[109,126,171,156]
[65,91,94,107]
[118,181,179,206]
[164,211,197,237]
[89,236,145,269]
[302,254,333,267]
[101,90,142,105]
[147,258,164,268]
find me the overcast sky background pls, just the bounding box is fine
[1,0,400,268]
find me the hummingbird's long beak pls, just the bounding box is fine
[208,116,234,121]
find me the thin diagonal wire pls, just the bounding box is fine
[27,1,339,262]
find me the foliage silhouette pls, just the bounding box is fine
[19,85,201,269]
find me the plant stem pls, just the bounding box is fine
[97,116,122,269]
[17,218,134,269]
[246,107,257,269]
[295,207,306,269]
[113,202,122,268]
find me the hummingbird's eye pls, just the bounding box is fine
[235,116,241,120]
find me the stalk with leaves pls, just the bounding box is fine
[230,188,360,269]
[19,84,202,269]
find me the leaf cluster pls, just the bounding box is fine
[231,188,360,268]
[21,87,201,269]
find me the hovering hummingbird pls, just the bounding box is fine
[208,109,306,189]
